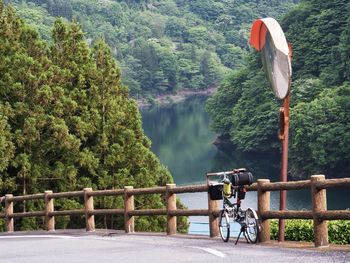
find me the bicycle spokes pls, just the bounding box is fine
[244,208,260,244]
[219,210,230,242]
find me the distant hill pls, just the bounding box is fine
[7,0,297,97]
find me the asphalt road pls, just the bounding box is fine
[0,231,349,263]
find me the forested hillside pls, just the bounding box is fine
[0,1,189,231]
[207,0,350,178]
[7,0,297,97]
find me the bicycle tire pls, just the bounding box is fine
[219,210,230,242]
[245,208,260,243]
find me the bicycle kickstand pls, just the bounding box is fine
[235,226,245,245]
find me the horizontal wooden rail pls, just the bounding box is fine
[168,184,208,194]
[169,209,208,216]
[168,209,220,217]
[246,183,258,191]
[128,209,166,216]
[48,191,84,199]
[260,210,350,222]
[254,177,350,192]
[8,193,45,202]
[12,211,46,218]
[128,186,166,195]
[315,178,350,189]
[89,209,124,216]
[317,210,350,220]
[260,210,313,220]
[259,180,311,191]
[49,210,85,217]
[88,189,124,197]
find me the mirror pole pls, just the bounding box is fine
[278,94,290,242]
[279,43,292,242]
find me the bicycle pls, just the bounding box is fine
[207,168,260,245]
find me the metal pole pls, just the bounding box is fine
[278,94,290,242]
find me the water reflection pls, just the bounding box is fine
[141,97,218,185]
[141,97,350,215]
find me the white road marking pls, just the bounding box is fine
[0,235,76,239]
[191,246,226,258]
[0,235,118,242]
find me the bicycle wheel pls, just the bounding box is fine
[245,208,260,243]
[219,210,230,242]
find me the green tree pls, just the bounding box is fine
[164,17,187,40]
[290,85,350,177]
[0,106,14,175]
[186,26,210,48]
[338,14,350,82]
[189,0,223,21]
[0,3,184,231]
[200,51,226,88]
[206,71,245,135]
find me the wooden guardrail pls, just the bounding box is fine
[0,183,221,237]
[255,175,350,247]
[0,175,349,248]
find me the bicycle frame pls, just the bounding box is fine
[222,187,246,222]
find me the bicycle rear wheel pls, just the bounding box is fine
[245,208,259,243]
[219,210,230,242]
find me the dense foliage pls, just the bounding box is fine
[270,219,350,245]
[7,0,297,97]
[0,1,188,231]
[207,0,350,178]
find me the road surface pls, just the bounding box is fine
[0,231,349,263]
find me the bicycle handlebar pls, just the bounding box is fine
[206,171,233,177]
[206,168,247,177]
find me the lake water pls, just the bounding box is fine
[140,96,350,234]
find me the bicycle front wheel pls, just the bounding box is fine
[219,210,230,242]
[245,208,260,243]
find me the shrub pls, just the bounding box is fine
[270,219,350,244]
[328,220,350,245]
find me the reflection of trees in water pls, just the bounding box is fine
[142,96,214,156]
[141,96,217,184]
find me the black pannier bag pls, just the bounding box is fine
[230,171,253,186]
[237,187,247,200]
[208,184,223,200]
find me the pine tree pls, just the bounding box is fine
[0,3,185,231]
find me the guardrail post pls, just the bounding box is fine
[166,184,177,235]
[84,188,95,232]
[311,175,328,247]
[5,194,14,232]
[208,190,219,238]
[257,179,270,242]
[124,186,134,233]
[45,190,55,231]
